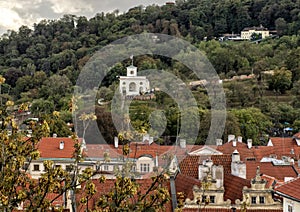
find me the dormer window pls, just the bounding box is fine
[140,163,150,173]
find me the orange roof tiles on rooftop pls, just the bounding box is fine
[37,137,78,159]
[275,177,300,201]
[245,161,298,181]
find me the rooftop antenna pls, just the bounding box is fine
[130,55,134,66]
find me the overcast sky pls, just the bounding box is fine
[0,0,171,35]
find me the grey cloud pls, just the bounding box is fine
[0,0,170,35]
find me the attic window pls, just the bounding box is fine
[246,157,256,161]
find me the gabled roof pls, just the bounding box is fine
[188,145,222,156]
[37,137,78,159]
[275,177,300,202]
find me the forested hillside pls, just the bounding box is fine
[1,0,300,144]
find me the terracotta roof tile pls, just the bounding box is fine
[245,161,298,181]
[76,177,172,212]
[216,142,256,161]
[175,173,201,200]
[211,154,232,174]
[275,177,300,201]
[37,137,78,158]
[254,137,300,160]
[179,156,202,179]
[224,174,250,203]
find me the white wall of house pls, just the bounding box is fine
[136,156,154,173]
[283,198,300,212]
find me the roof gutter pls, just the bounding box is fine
[275,190,300,203]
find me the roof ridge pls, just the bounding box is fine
[275,176,300,189]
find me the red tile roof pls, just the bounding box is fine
[179,155,202,179]
[224,174,250,203]
[254,137,300,160]
[37,137,78,158]
[216,141,256,161]
[85,143,195,159]
[76,177,172,212]
[211,154,232,174]
[275,177,300,201]
[175,173,201,200]
[245,161,298,181]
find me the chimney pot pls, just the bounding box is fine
[114,137,118,148]
[179,139,186,148]
[216,139,223,146]
[247,139,253,149]
[232,139,237,147]
[59,141,64,150]
[228,135,235,142]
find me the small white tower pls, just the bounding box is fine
[119,56,150,96]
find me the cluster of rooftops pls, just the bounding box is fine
[30,132,300,211]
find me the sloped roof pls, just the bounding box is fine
[175,173,201,200]
[85,143,197,159]
[245,161,298,181]
[211,154,232,174]
[275,177,300,201]
[76,177,172,212]
[224,174,251,203]
[216,141,256,161]
[37,137,78,159]
[179,155,203,179]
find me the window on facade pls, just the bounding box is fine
[104,165,109,171]
[140,163,150,173]
[130,71,134,75]
[202,195,207,203]
[209,196,215,203]
[259,196,265,204]
[66,165,73,172]
[288,205,293,212]
[129,82,136,92]
[251,197,256,204]
[251,196,256,204]
[33,164,40,171]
